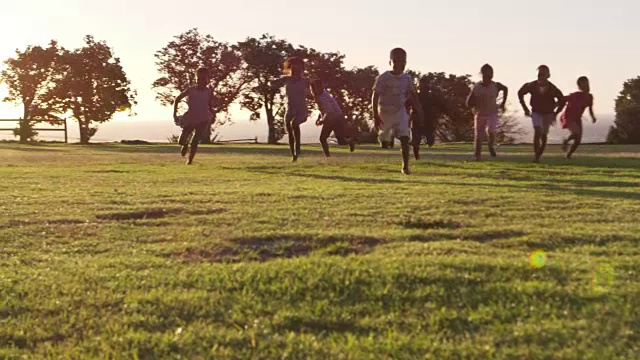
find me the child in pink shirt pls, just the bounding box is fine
[561,76,596,159]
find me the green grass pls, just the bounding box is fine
[1,143,640,359]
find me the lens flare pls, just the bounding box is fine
[529,250,547,269]
[593,264,615,293]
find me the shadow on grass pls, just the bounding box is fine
[408,229,527,244]
[246,167,426,185]
[520,233,638,251]
[3,144,65,152]
[173,234,385,263]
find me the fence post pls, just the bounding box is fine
[64,118,68,143]
[254,136,258,144]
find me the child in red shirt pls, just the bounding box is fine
[561,76,596,159]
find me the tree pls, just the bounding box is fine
[237,34,295,144]
[0,41,64,142]
[45,36,136,144]
[340,66,379,141]
[418,72,475,142]
[153,29,245,143]
[608,77,640,144]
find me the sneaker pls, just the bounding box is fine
[489,148,497,157]
[181,145,189,157]
[292,155,298,163]
[349,142,355,153]
[402,166,411,175]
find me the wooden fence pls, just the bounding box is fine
[0,119,68,143]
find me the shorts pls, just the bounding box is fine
[475,114,499,139]
[320,113,354,144]
[179,121,209,146]
[379,108,409,142]
[565,120,583,135]
[532,113,555,134]
[285,108,308,126]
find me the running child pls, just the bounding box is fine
[271,56,309,162]
[466,64,508,160]
[311,79,355,157]
[518,65,566,163]
[173,67,214,165]
[372,48,423,175]
[408,76,438,160]
[561,76,596,159]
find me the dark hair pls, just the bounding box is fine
[390,48,407,60]
[537,65,550,72]
[283,56,304,71]
[481,64,493,73]
[577,76,589,85]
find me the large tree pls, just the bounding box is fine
[45,36,136,144]
[237,34,295,144]
[153,29,245,143]
[417,72,475,142]
[340,66,379,141]
[608,76,640,144]
[0,41,64,142]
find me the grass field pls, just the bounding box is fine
[1,143,640,359]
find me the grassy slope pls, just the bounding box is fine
[1,143,639,359]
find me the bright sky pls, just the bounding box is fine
[1,0,638,123]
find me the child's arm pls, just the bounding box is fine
[466,88,476,109]
[173,89,189,121]
[498,82,508,111]
[554,87,566,116]
[372,91,382,130]
[517,83,531,117]
[209,90,216,122]
[589,95,597,123]
[270,77,287,90]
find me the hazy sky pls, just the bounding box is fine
[1,0,638,123]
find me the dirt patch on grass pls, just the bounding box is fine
[3,219,90,229]
[96,209,170,221]
[95,207,225,222]
[409,229,527,244]
[174,234,384,263]
[400,217,463,230]
[87,170,130,174]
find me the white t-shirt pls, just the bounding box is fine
[316,91,342,115]
[373,71,416,113]
[469,81,503,116]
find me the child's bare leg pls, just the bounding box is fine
[533,128,542,162]
[294,124,301,156]
[567,131,582,159]
[319,123,332,157]
[286,120,296,161]
[411,128,421,160]
[488,131,497,157]
[187,124,206,165]
[400,136,410,175]
[539,133,548,158]
[178,126,193,157]
[474,129,483,160]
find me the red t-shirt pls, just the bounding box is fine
[561,92,593,128]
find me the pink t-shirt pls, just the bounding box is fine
[561,92,593,128]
